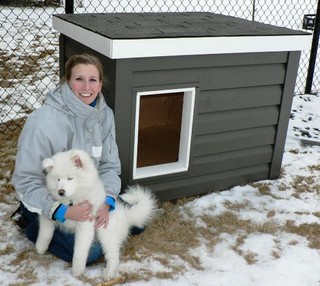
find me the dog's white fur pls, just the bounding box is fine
[35,149,157,280]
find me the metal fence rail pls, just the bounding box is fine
[0,0,318,132]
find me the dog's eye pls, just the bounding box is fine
[68,177,73,181]
[57,178,60,181]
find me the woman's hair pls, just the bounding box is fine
[63,53,105,84]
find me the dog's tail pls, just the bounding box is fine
[119,185,157,229]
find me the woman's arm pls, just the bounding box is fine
[12,115,58,218]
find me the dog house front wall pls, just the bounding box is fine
[126,52,300,200]
[55,13,309,200]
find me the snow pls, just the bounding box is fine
[2,2,320,286]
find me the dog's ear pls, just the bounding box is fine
[42,158,54,174]
[72,154,84,169]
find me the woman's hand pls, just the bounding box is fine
[94,204,110,229]
[65,200,92,222]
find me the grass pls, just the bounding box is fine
[291,174,320,199]
[0,120,22,204]
[0,48,58,89]
[251,182,283,199]
[284,220,320,249]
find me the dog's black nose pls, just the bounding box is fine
[58,189,65,196]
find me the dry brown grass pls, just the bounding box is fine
[122,200,206,281]
[0,48,57,89]
[251,182,282,199]
[308,164,320,172]
[0,120,22,205]
[232,235,258,264]
[284,220,320,249]
[291,174,320,198]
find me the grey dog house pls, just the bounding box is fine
[53,12,310,200]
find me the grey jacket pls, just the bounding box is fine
[12,83,121,219]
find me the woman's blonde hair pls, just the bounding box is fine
[63,53,105,84]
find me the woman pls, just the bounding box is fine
[12,53,121,263]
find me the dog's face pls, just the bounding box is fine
[43,150,91,202]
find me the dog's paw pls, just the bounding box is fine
[102,270,114,281]
[72,263,85,277]
[35,241,48,255]
[102,266,118,281]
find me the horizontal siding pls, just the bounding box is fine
[132,52,288,71]
[198,85,282,113]
[196,105,280,135]
[193,125,277,156]
[143,164,270,200]
[133,63,286,90]
[191,145,273,176]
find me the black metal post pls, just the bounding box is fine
[65,0,74,14]
[305,0,320,94]
[252,0,256,21]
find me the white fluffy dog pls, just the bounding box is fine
[35,149,157,280]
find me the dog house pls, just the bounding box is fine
[52,12,310,200]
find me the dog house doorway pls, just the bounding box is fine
[133,87,196,179]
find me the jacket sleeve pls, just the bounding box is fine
[12,115,58,218]
[98,111,121,199]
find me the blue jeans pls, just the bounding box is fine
[20,203,103,264]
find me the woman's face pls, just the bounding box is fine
[68,64,102,105]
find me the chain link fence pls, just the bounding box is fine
[0,0,318,132]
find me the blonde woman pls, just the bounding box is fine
[12,54,134,263]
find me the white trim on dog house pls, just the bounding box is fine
[133,87,196,180]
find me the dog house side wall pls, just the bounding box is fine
[122,51,300,200]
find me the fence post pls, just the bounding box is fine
[252,0,256,21]
[65,0,74,14]
[305,0,320,94]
